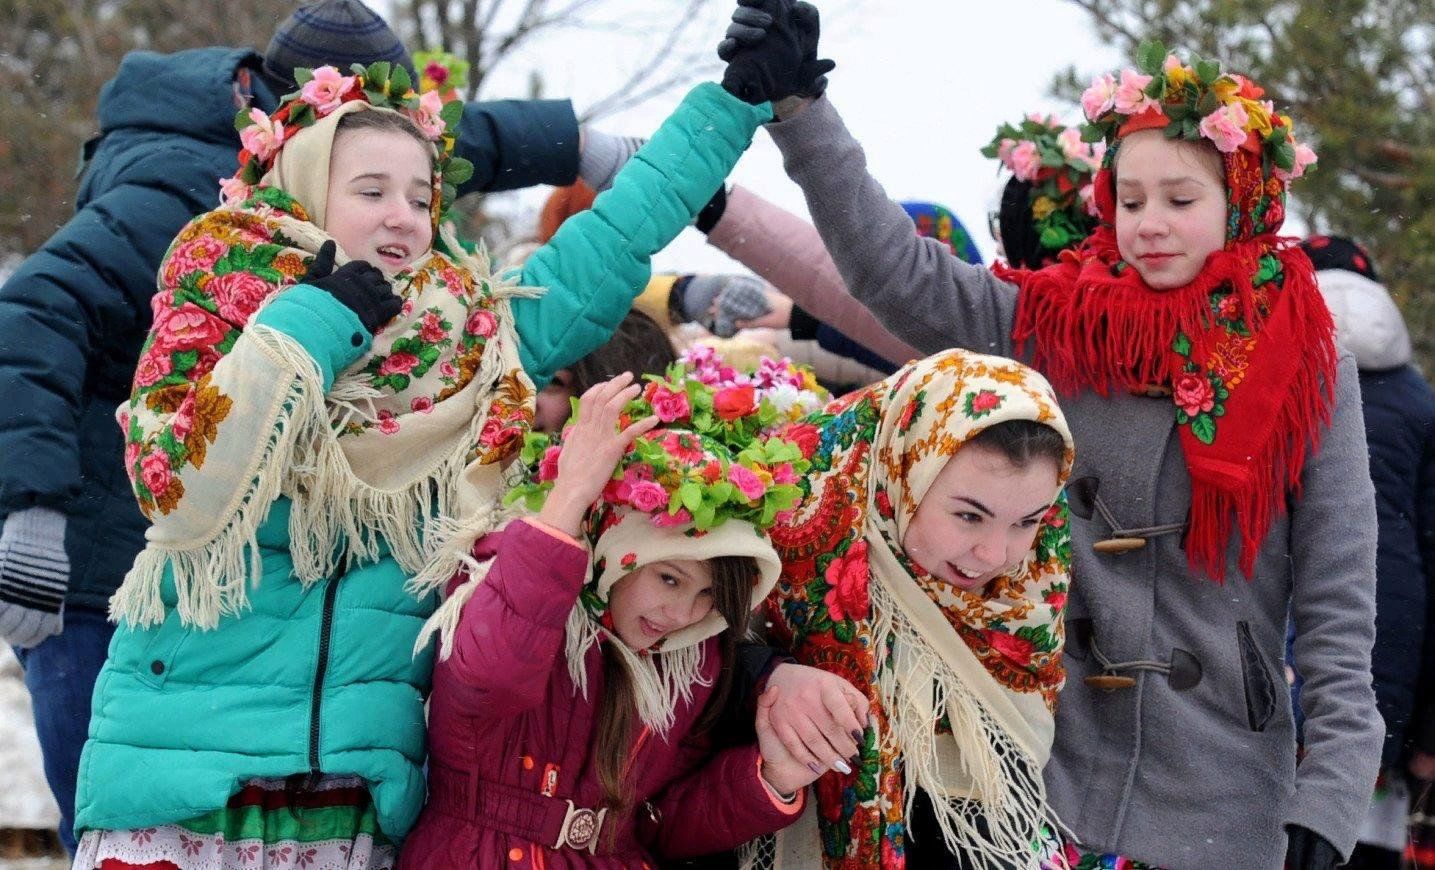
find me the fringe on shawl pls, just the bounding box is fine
[867,577,1060,867]
[112,230,542,629]
[111,325,334,629]
[563,603,710,736]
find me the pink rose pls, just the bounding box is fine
[208,271,272,323]
[1057,126,1088,162]
[1275,141,1317,182]
[124,440,141,471]
[238,108,284,163]
[1007,141,1041,182]
[405,90,446,140]
[969,389,1002,414]
[651,507,692,528]
[1044,590,1068,611]
[133,351,173,388]
[1173,372,1216,417]
[299,66,357,114]
[171,392,196,441]
[140,450,173,496]
[165,237,224,284]
[728,464,767,502]
[772,462,797,485]
[1198,102,1251,154]
[1113,68,1157,116]
[627,480,670,513]
[377,410,401,435]
[996,137,1016,163]
[823,540,870,623]
[410,395,434,414]
[605,463,654,503]
[439,361,458,378]
[465,309,497,338]
[648,384,690,423]
[379,353,421,376]
[537,445,562,482]
[1080,183,1099,217]
[1080,72,1117,120]
[420,311,446,343]
[151,303,229,354]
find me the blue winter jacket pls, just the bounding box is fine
[0,47,579,612]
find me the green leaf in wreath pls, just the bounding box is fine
[1136,40,1168,76]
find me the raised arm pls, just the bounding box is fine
[455,98,580,195]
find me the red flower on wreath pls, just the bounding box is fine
[1172,372,1215,417]
[713,384,757,421]
[824,540,871,623]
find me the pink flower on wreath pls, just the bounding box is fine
[465,309,497,338]
[406,89,446,139]
[1173,372,1216,417]
[627,480,670,513]
[140,450,173,496]
[605,463,654,502]
[379,352,421,376]
[377,409,401,435]
[996,137,1017,163]
[1057,126,1087,161]
[1113,68,1157,116]
[728,463,767,502]
[238,108,284,163]
[1198,102,1251,153]
[299,66,358,114]
[1007,140,1041,182]
[1080,72,1118,120]
[410,395,434,414]
[209,270,272,323]
[537,445,562,481]
[171,392,197,441]
[651,507,692,528]
[1274,141,1318,182]
[771,462,798,485]
[165,236,225,284]
[152,303,228,354]
[824,540,870,623]
[133,350,173,388]
[660,430,704,463]
[217,175,252,207]
[419,311,447,343]
[648,384,690,423]
[1080,182,1099,217]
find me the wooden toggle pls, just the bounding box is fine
[1084,674,1138,690]
[1092,537,1147,554]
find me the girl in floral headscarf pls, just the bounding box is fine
[75,50,777,868]
[723,9,1381,865]
[759,348,1075,868]
[400,370,828,867]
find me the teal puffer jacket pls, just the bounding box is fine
[75,82,772,842]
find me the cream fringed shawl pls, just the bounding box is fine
[112,183,535,629]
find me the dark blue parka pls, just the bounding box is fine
[0,47,579,612]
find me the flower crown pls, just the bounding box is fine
[222,62,475,213]
[981,113,1103,255]
[1080,41,1315,183]
[678,346,830,425]
[506,361,813,533]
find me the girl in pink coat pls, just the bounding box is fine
[399,371,823,868]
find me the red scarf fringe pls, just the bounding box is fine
[1001,230,1337,580]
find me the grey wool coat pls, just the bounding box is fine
[766,96,1382,868]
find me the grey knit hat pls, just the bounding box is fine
[264,0,415,92]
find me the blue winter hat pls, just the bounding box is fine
[264,0,415,91]
[900,201,983,265]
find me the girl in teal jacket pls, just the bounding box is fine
[73,55,772,869]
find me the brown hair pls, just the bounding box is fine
[1112,128,1224,187]
[967,419,1066,470]
[592,554,759,814]
[334,109,435,165]
[566,308,677,395]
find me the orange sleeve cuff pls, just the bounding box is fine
[519,516,583,549]
[755,754,806,815]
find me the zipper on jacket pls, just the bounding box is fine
[306,555,346,788]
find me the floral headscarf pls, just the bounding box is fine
[112,73,531,630]
[1003,44,1336,581]
[763,348,1074,867]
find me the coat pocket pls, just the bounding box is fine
[1236,621,1277,732]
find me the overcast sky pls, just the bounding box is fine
[379,0,1125,271]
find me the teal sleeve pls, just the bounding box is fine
[250,284,372,391]
[515,83,772,389]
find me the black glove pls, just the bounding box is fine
[718,0,835,105]
[300,241,403,336]
[1285,825,1339,870]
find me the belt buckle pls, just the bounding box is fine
[556,799,606,854]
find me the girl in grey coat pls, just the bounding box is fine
[721,13,1382,869]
